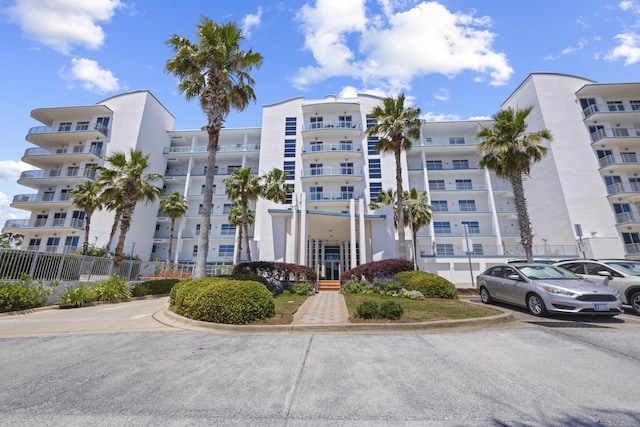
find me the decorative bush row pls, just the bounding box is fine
[232,261,317,289]
[356,300,404,320]
[0,277,57,312]
[170,277,275,324]
[342,269,458,300]
[340,259,414,284]
[132,279,181,297]
[58,275,133,306]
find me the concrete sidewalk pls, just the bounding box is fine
[291,291,350,324]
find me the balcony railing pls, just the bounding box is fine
[302,143,362,153]
[590,127,640,143]
[4,218,84,230]
[28,123,109,137]
[308,192,362,201]
[163,144,260,155]
[301,167,362,177]
[598,154,640,168]
[19,169,97,180]
[302,121,361,131]
[615,211,640,224]
[164,167,256,177]
[24,145,104,158]
[12,193,72,204]
[414,137,482,147]
[606,181,640,195]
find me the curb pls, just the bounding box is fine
[153,307,517,335]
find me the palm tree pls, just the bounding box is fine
[223,168,261,263]
[260,168,291,204]
[103,195,123,253]
[166,17,263,279]
[365,93,422,260]
[0,232,23,248]
[94,149,163,268]
[402,188,433,264]
[70,180,103,255]
[475,106,552,262]
[227,200,255,263]
[159,191,188,263]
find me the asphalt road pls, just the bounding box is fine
[1,297,639,426]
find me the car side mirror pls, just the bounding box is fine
[506,274,521,281]
[597,270,612,279]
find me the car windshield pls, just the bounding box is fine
[606,261,640,276]
[517,265,578,280]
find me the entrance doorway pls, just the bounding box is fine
[324,246,341,280]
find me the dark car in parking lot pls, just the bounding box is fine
[554,259,640,315]
[476,263,623,317]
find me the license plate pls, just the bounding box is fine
[594,304,608,311]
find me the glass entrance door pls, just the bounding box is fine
[324,246,341,280]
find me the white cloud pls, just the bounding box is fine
[0,161,31,181]
[243,6,263,37]
[421,111,462,121]
[293,0,513,93]
[4,0,123,55]
[619,1,634,12]
[433,87,449,102]
[606,33,640,64]
[60,57,120,93]
[0,192,29,231]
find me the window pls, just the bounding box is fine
[75,121,89,131]
[96,117,110,130]
[193,245,198,256]
[455,179,473,190]
[340,163,354,175]
[366,114,376,129]
[28,238,41,251]
[310,186,323,201]
[449,137,465,145]
[283,161,295,180]
[462,221,480,234]
[630,178,640,191]
[368,159,381,178]
[60,189,70,201]
[310,116,323,129]
[426,160,443,170]
[285,117,297,135]
[607,101,624,112]
[452,159,469,169]
[53,212,67,227]
[429,180,445,191]
[227,165,242,174]
[221,224,236,236]
[434,221,451,235]
[631,100,640,111]
[435,244,454,256]
[310,163,323,176]
[64,236,79,253]
[621,152,637,163]
[471,244,484,255]
[613,128,630,137]
[57,122,72,132]
[284,139,296,157]
[339,140,353,151]
[432,200,448,212]
[367,137,379,155]
[46,237,60,252]
[43,191,55,201]
[614,203,632,222]
[71,211,85,228]
[338,115,352,128]
[310,140,323,152]
[341,186,354,199]
[285,184,294,204]
[579,98,597,116]
[459,200,476,212]
[369,182,382,202]
[223,203,232,214]
[219,244,234,257]
[35,214,48,227]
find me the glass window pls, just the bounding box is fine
[426,160,443,170]
[285,184,294,204]
[369,159,381,178]
[339,140,353,151]
[338,115,352,128]
[310,186,323,201]
[310,140,323,152]
[285,117,297,135]
[218,244,234,257]
[223,203,231,214]
[221,224,236,236]
[227,165,242,174]
[455,179,473,190]
[340,186,354,199]
[366,114,376,129]
[57,122,72,132]
[310,116,323,129]
[283,161,295,180]
[369,182,382,202]
[631,100,640,111]
[432,200,448,212]
[429,180,445,191]
[340,163,353,175]
[449,137,465,145]
[284,139,296,157]
[472,244,483,255]
[367,137,379,155]
[75,121,89,131]
[434,221,451,234]
[462,221,480,234]
[435,244,454,256]
[459,200,476,212]
[606,101,624,112]
[310,163,323,176]
[452,159,469,169]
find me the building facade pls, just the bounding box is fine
[5,73,640,283]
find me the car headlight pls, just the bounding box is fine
[542,287,576,296]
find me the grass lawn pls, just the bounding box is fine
[343,293,500,323]
[250,293,310,325]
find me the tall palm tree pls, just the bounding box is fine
[103,195,123,254]
[402,188,433,265]
[260,168,291,204]
[365,93,422,260]
[475,106,552,262]
[0,232,23,248]
[94,149,163,268]
[227,200,255,264]
[223,168,261,263]
[159,191,188,263]
[70,180,103,255]
[166,17,263,279]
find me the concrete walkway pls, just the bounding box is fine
[291,291,350,324]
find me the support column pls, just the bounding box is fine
[288,195,298,263]
[298,192,307,265]
[358,198,366,265]
[350,199,357,268]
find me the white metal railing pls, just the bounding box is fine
[163,144,261,155]
[414,137,482,147]
[28,123,108,137]
[590,127,640,143]
[607,181,640,195]
[301,167,362,177]
[302,121,361,131]
[598,154,640,168]
[19,169,97,180]
[4,218,85,230]
[307,191,362,201]
[302,143,362,153]
[12,193,72,204]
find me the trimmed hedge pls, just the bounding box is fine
[0,279,55,312]
[340,259,413,284]
[394,271,458,299]
[355,300,404,320]
[171,277,275,324]
[132,279,180,297]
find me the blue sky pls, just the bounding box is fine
[1,0,639,228]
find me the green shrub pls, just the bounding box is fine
[0,277,56,312]
[341,279,369,294]
[175,277,275,324]
[169,279,200,307]
[133,279,180,297]
[355,300,380,319]
[58,284,96,306]
[340,259,413,284]
[394,271,458,299]
[291,282,314,296]
[92,275,132,302]
[372,276,403,293]
[378,301,404,320]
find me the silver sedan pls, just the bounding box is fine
[476,263,623,317]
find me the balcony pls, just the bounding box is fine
[614,211,640,231]
[606,182,640,202]
[300,166,363,183]
[26,123,108,147]
[3,217,84,232]
[582,103,640,123]
[301,143,362,160]
[598,154,640,173]
[590,127,640,148]
[307,191,363,202]
[163,143,260,157]
[413,137,481,154]
[22,145,104,168]
[18,169,97,188]
[11,193,73,209]
[301,121,362,139]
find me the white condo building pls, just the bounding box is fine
[5,73,640,283]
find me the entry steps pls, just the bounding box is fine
[317,280,341,292]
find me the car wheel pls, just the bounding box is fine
[526,293,548,317]
[479,287,492,304]
[630,291,640,315]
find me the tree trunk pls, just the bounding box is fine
[235,220,243,265]
[168,217,175,263]
[242,197,252,263]
[510,173,534,262]
[82,211,92,256]
[395,147,407,259]
[194,128,220,279]
[113,200,135,269]
[106,208,121,253]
